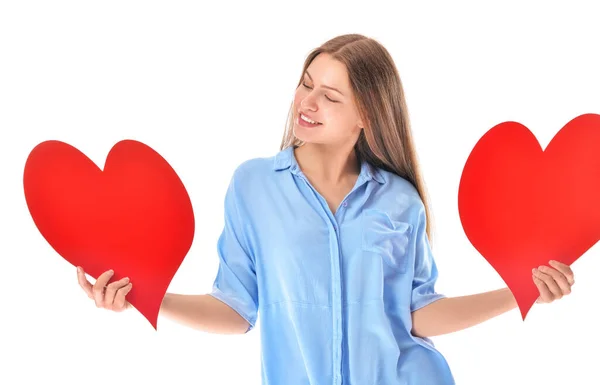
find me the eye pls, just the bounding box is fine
[301,83,338,103]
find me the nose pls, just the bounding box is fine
[300,93,318,111]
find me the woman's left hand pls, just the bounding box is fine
[532,260,575,304]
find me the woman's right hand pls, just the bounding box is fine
[76,266,133,312]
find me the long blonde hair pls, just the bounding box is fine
[280,34,435,243]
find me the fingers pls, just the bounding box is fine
[537,265,571,295]
[113,283,133,311]
[533,274,554,303]
[92,270,115,308]
[532,260,576,304]
[104,277,131,309]
[532,267,563,299]
[77,267,133,311]
[549,260,575,285]
[76,267,93,299]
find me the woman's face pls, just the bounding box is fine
[293,53,363,146]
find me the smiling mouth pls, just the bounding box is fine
[298,113,323,126]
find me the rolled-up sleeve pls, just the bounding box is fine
[410,203,446,312]
[208,171,259,333]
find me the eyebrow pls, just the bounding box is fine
[305,71,345,96]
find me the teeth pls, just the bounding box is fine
[301,114,319,124]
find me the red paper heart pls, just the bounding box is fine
[458,113,600,319]
[23,140,195,329]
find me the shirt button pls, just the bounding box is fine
[343,201,348,207]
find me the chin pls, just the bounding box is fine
[293,126,319,144]
[292,124,307,139]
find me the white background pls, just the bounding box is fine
[1,1,599,384]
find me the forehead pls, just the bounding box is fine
[304,54,350,88]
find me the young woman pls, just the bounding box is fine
[76,34,575,385]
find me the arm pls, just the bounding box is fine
[160,168,258,336]
[411,287,517,338]
[411,261,576,338]
[405,200,518,339]
[159,293,250,335]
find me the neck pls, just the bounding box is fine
[294,142,360,185]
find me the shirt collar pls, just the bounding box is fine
[273,145,386,184]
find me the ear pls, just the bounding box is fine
[356,112,368,130]
[357,119,366,130]
[356,117,364,129]
[356,108,368,130]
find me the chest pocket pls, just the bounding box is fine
[361,208,413,274]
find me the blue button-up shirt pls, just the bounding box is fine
[209,145,455,385]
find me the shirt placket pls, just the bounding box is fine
[295,171,365,385]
